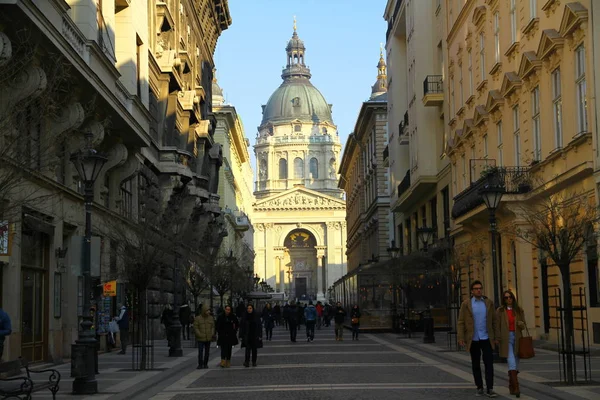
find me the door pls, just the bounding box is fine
[295,277,307,300]
[21,230,49,362]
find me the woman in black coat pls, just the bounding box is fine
[350,304,361,341]
[239,304,263,367]
[216,305,238,368]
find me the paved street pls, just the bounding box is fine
[28,326,600,399]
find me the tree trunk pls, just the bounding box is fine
[219,294,224,309]
[560,264,575,385]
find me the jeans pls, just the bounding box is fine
[352,325,359,339]
[470,339,494,390]
[306,320,316,339]
[220,344,233,360]
[181,324,190,340]
[507,331,519,371]
[198,341,210,366]
[335,322,344,339]
[265,327,273,340]
[244,346,257,364]
[120,330,129,353]
[289,322,298,341]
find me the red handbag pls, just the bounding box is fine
[518,324,535,359]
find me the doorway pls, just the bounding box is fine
[21,230,49,362]
[295,277,307,300]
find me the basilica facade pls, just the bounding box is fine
[252,25,347,302]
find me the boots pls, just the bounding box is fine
[225,360,231,368]
[509,370,520,397]
[508,371,515,395]
[220,359,226,368]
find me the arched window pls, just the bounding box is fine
[294,157,304,179]
[310,158,319,179]
[278,158,287,179]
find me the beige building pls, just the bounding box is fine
[445,0,596,341]
[384,0,453,311]
[212,75,255,294]
[252,25,347,302]
[339,50,390,273]
[0,0,230,362]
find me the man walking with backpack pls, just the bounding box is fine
[304,301,317,342]
[287,301,298,342]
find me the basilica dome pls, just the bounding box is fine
[260,25,333,127]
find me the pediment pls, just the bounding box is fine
[473,105,489,127]
[472,6,487,27]
[485,90,504,113]
[518,51,541,79]
[254,187,346,211]
[559,2,588,37]
[500,72,522,97]
[537,29,564,60]
[451,128,464,148]
[462,119,475,138]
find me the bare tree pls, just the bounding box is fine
[507,191,598,384]
[183,259,210,311]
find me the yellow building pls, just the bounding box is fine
[445,0,596,341]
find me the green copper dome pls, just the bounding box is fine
[261,79,333,126]
[260,27,333,127]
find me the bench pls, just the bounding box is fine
[0,358,61,399]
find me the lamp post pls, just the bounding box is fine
[479,183,505,307]
[244,266,253,295]
[70,147,107,394]
[386,246,401,333]
[416,227,434,252]
[169,255,183,357]
[253,274,260,290]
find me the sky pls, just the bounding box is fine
[214,0,388,173]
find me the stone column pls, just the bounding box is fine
[316,246,326,302]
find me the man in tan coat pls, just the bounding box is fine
[458,280,500,398]
[193,305,215,369]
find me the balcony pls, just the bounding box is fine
[397,170,410,199]
[393,170,437,213]
[422,75,444,107]
[223,208,250,231]
[451,167,533,219]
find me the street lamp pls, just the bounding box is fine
[386,246,402,333]
[416,227,434,252]
[169,255,183,357]
[253,274,260,290]
[479,183,505,307]
[70,147,107,394]
[244,266,253,294]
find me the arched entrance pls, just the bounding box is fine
[284,229,317,301]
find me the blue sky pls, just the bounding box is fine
[214,0,387,172]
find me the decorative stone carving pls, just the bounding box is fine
[254,190,345,211]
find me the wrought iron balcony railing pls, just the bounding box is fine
[397,170,411,199]
[423,75,443,95]
[451,166,533,219]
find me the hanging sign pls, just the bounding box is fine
[103,280,117,297]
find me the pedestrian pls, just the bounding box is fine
[216,305,238,368]
[179,303,191,340]
[297,303,305,329]
[323,303,331,327]
[262,302,275,340]
[315,301,323,330]
[282,302,290,331]
[497,290,527,397]
[114,304,129,355]
[0,307,12,360]
[334,302,346,341]
[239,304,263,367]
[193,304,215,369]
[273,303,282,326]
[350,304,361,340]
[236,301,246,322]
[304,301,317,341]
[161,304,174,346]
[287,301,298,342]
[457,280,500,398]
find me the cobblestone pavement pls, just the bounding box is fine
[138,326,598,400]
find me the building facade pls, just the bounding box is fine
[445,0,597,342]
[384,0,453,312]
[252,24,347,303]
[0,0,230,362]
[212,74,255,300]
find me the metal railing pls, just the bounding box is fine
[397,170,411,199]
[423,75,443,96]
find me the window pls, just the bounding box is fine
[576,45,587,133]
[452,162,458,194]
[461,155,466,189]
[483,134,488,158]
[497,121,504,166]
[120,178,133,219]
[470,146,476,182]
[278,158,288,179]
[552,69,563,148]
[530,0,537,19]
[294,125,301,132]
[459,61,464,106]
[494,12,500,63]
[513,106,521,167]
[468,50,473,96]
[136,35,143,98]
[309,158,318,179]
[450,76,455,115]
[293,157,303,179]
[430,196,438,240]
[510,0,517,43]
[532,86,541,161]
[479,33,485,81]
